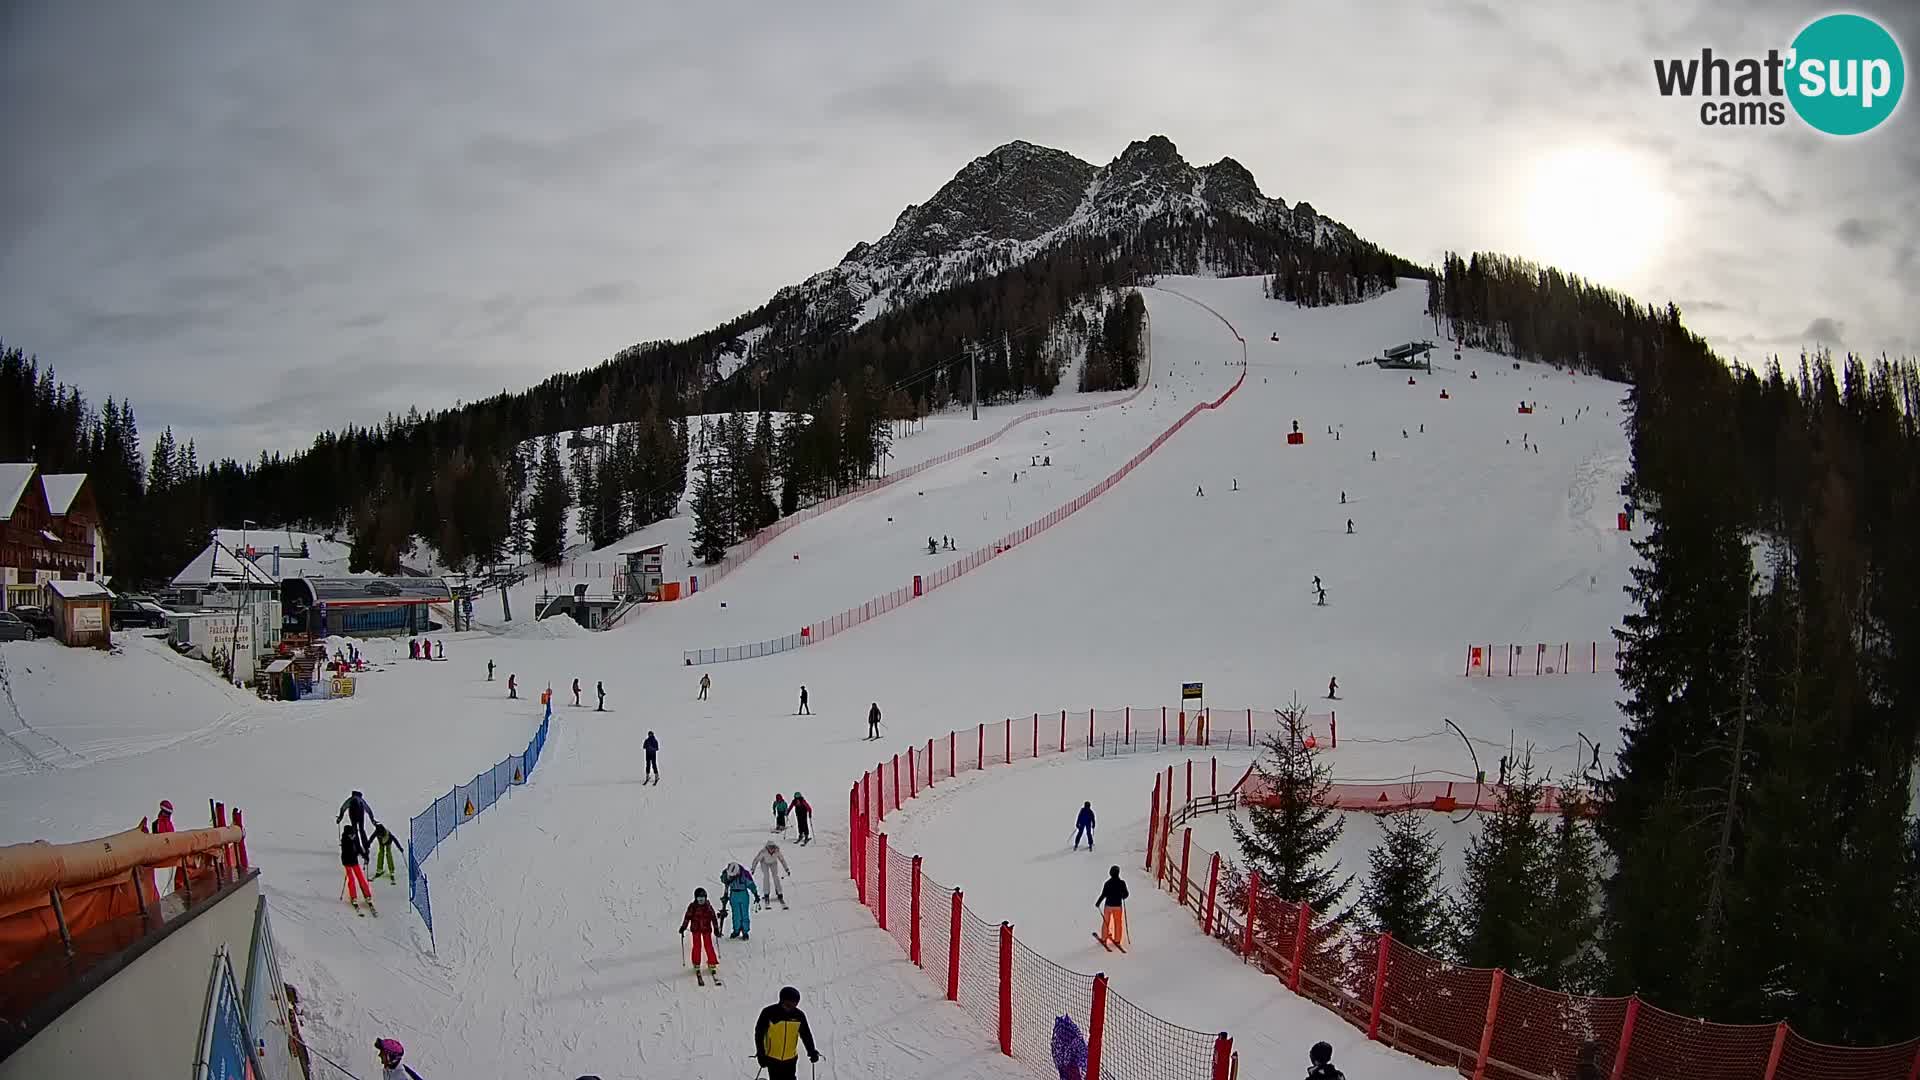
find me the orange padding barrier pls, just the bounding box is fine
[0,825,246,975]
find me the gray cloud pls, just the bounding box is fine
[1801,318,1846,346]
[1835,218,1887,247]
[0,0,1913,461]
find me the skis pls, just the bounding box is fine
[1091,932,1124,953]
[697,967,723,986]
[350,899,378,917]
[642,774,660,785]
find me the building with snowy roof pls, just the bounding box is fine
[0,464,105,610]
[44,578,114,649]
[281,576,451,638]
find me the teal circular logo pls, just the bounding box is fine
[1787,14,1905,135]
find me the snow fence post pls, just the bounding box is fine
[1032,713,1038,758]
[1186,759,1193,805]
[1288,902,1312,992]
[1144,776,1160,873]
[1161,706,1167,745]
[1211,757,1218,798]
[1178,709,1187,746]
[877,834,890,931]
[1178,829,1193,908]
[949,730,956,778]
[1608,996,1639,1080]
[1762,1023,1788,1080]
[1367,934,1391,1041]
[1004,719,1011,765]
[849,784,859,889]
[1331,712,1337,749]
[1087,708,1094,749]
[1086,973,1109,1080]
[977,723,984,771]
[1211,1034,1233,1080]
[232,808,248,870]
[1124,707,1131,745]
[1471,968,1504,1080]
[997,922,1014,1057]
[926,738,935,787]
[947,889,964,1001]
[908,747,917,799]
[1204,852,1221,935]
[910,855,923,967]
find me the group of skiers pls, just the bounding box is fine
[336,790,401,914]
[678,839,799,981]
[927,535,958,553]
[406,638,443,661]
[772,791,814,844]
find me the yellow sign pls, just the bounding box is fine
[464,799,475,817]
[512,768,523,784]
[331,677,356,698]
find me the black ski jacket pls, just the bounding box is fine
[1097,877,1129,908]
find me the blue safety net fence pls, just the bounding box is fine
[407,712,550,944]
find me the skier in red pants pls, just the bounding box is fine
[680,887,721,983]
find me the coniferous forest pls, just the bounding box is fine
[1245,255,1920,1044]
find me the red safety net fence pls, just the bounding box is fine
[1145,763,1920,1080]
[687,362,1247,664]
[847,711,1244,1080]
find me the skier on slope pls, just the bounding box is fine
[643,731,660,783]
[368,822,404,884]
[596,680,605,712]
[341,823,375,911]
[1327,676,1338,700]
[1073,802,1096,851]
[507,673,517,699]
[1095,866,1129,949]
[698,673,711,701]
[486,659,495,681]
[572,678,581,707]
[791,792,813,845]
[755,986,821,1080]
[337,790,378,849]
[753,842,791,908]
[797,685,810,715]
[867,702,882,741]
[721,862,759,939]
[374,1038,423,1080]
[679,887,721,983]
[772,793,790,833]
[1304,1041,1346,1079]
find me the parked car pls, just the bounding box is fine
[110,598,169,630]
[9,606,54,638]
[0,611,37,641]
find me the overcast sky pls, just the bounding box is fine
[2,1,1914,461]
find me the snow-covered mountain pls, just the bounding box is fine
[700,135,1375,384]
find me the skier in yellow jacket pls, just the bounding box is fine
[754,986,820,1079]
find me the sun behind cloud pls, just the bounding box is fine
[1525,145,1671,287]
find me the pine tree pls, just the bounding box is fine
[1454,755,1551,974]
[1535,797,1602,992]
[530,436,571,565]
[1228,701,1351,913]
[1360,805,1451,951]
[688,452,730,565]
[572,439,599,546]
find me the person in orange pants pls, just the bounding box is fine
[1096,866,1129,949]
[341,824,375,909]
[680,887,721,982]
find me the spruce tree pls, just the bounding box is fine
[688,452,730,565]
[1228,701,1351,913]
[1535,797,1602,992]
[1360,805,1450,951]
[1454,755,1551,974]
[529,435,571,565]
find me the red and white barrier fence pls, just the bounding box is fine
[1465,640,1622,677]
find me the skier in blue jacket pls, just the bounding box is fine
[1073,802,1096,851]
[722,862,759,940]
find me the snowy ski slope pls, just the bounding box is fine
[0,276,1637,1079]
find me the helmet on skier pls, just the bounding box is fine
[765,841,779,853]
[780,986,801,1004]
[1309,1041,1333,1065]
[374,1038,404,1064]
[694,887,707,899]
[158,800,173,813]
